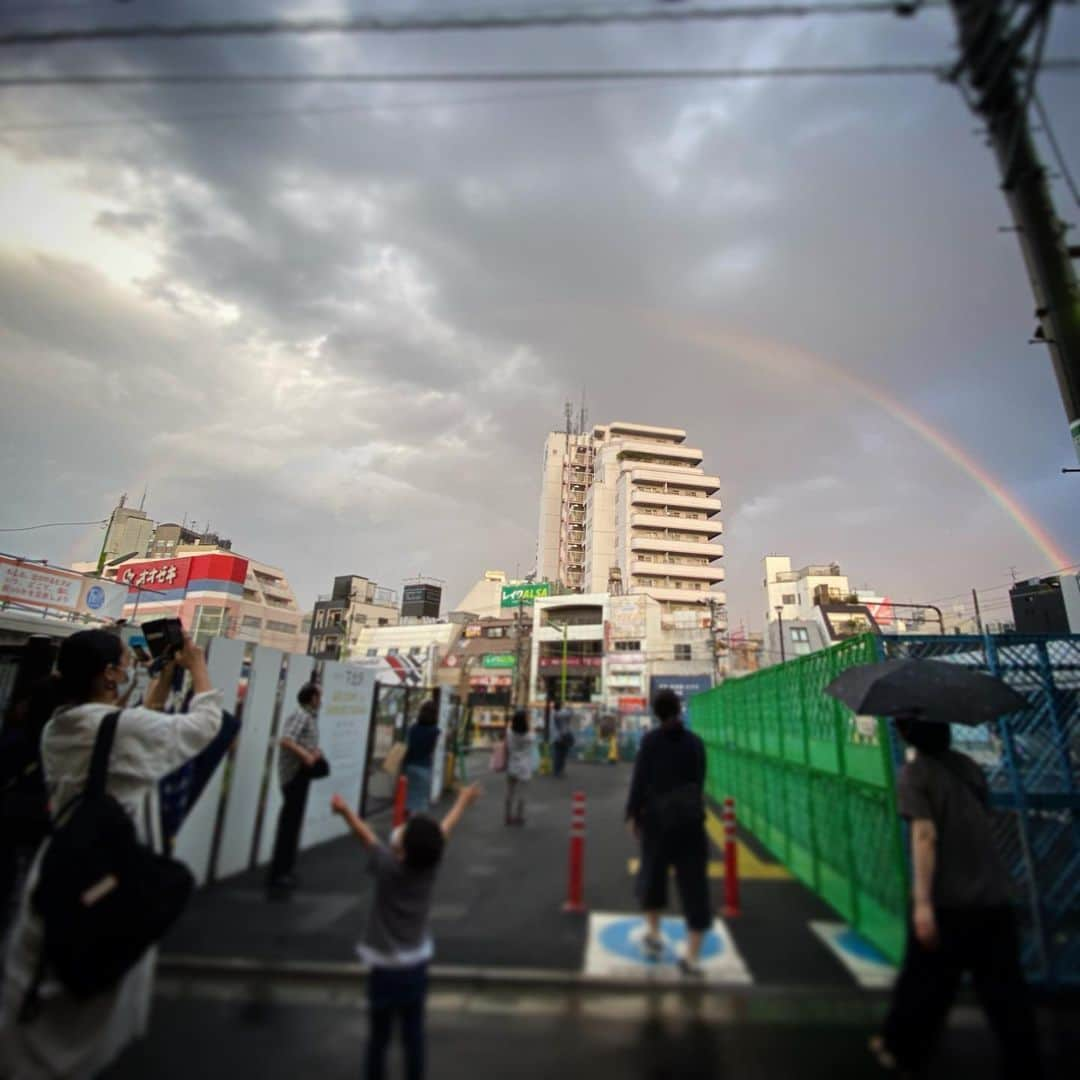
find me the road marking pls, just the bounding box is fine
[583,911,752,984]
[704,808,791,880]
[809,921,897,988]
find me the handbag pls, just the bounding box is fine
[490,740,508,773]
[305,755,331,780]
[382,741,407,778]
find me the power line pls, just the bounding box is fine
[6,59,1080,91]
[0,3,954,48]
[0,518,107,532]
[1033,89,1080,210]
[0,82,690,133]
[925,561,1080,604]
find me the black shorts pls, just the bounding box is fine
[637,829,713,932]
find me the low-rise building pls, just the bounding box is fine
[103,548,307,653]
[349,621,460,686]
[309,575,399,660]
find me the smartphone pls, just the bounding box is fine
[143,617,185,661]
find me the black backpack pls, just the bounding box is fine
[20,710,194,1021]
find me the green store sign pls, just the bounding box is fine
[482,653,517,669]
[500,582,550,607]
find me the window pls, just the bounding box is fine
[266,619,298,634]
[241,615,262,628]
[790,627,810,643]
[409,646,422,656]
[782,594,796,605]
[387,647,399,656]
[486,626,506,638]
[378,618,390,626]
[366,648,378,658]
[614,640,641,652]
[674,644,692,661]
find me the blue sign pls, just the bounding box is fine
[649,674,713,726]
[85,585,106,610]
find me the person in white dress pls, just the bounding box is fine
[504,710,535,826]
[0,628,222,1079]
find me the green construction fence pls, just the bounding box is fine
[690,634,908,963]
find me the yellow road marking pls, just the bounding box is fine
[704,808,791,881]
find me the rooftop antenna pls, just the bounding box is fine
[138,485,148,512]
[578,388,587,438]
[564,399,573,437]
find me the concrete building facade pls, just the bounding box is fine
[308,575,399,661]
[105,548,307,653]
[535,419,725,622]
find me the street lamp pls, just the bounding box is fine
[775,605,786,664]
[547,617,571,704]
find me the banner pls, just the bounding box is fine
[0,555,128,620]
[501,581,550,608]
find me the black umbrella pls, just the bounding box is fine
[823,659,1027,725]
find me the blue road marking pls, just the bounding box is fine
[598,917,723,965]
[836,929,891,967]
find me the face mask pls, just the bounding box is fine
[113,665,135,701]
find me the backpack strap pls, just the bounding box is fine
[87,710,121,799]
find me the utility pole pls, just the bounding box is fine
[972,588,985,635]
[775,605,786,664]
[948,0,1080,461]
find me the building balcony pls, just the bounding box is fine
[628,467,719,494]
[631,585,727,606]
[630,513,722,537]
[631,491,722,515]
[615,439,702,465]
[631,561,726,582]
[631,538,724,560]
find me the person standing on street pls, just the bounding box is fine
[504,709,534,826]
[871,715,1042,1078]
[625,689,711,977]
[403,701,440,817]
[0,629,221,1079]
[330,782,482,1080]
[267,682,324,896]
[551,699,574,779]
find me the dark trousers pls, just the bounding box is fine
[268,772,310,886]
[638,827,713,932]
[881,905,1042,1079]
[366,964,428,1080]
[552,738,570,777]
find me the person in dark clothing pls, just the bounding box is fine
[871,715,1042,1079]
[403,701,440,815]
[267,682,324,895]
[625,688,711,976]
[0,676,62,939]
[551,698,574,778]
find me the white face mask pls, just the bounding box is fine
[113,665,135,701]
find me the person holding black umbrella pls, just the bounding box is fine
[825,661,1042,1078]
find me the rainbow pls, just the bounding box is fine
[648,317,1074,573]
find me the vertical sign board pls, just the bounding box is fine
[300,661,376,849]
[216,646,284,879]
[430,690,453,804]
[256,652,315,866]
[173,636,246,884]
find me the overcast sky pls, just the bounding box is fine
[1,0,1078,633]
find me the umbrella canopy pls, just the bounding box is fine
[823,658,1027,725]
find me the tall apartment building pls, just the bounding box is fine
[536,419,725,618]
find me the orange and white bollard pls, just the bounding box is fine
[392,774,409,827]
[722,796,741,918]
[563,790,587,913]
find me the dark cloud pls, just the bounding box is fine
[1,1,1078,622]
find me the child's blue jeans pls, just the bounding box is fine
[365,963,428,1080]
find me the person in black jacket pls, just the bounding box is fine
[625,689,711,976]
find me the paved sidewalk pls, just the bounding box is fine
[104,971,1080,1080]
[165,759,857,986]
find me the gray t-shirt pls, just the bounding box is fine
[359,845,438,967]
[897,749,1013,909]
